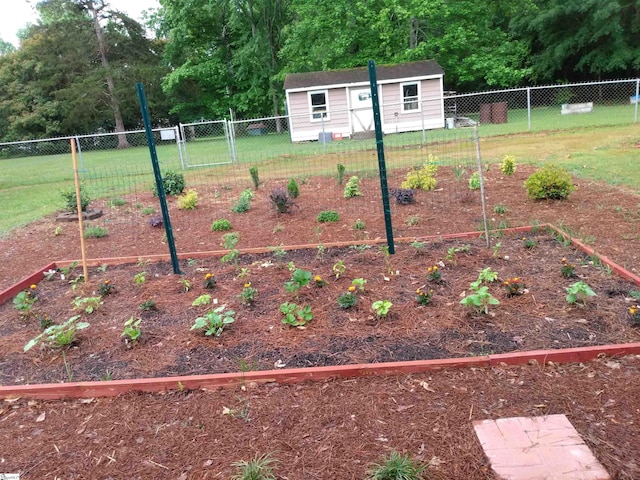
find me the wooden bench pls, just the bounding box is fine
[561,102,593,114]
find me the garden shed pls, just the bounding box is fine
[283,60,445,142]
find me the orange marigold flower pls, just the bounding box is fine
[205,273,213,279]
[416,289,422,294]
[104,280,110,284]
[513,278,519,282]
[348,286,355,292]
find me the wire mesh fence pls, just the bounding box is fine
[1,77,637,262]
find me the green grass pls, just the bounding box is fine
[1,109,638,234]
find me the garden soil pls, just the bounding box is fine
[1,163,640,479]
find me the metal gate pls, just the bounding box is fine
[178,120,235,168]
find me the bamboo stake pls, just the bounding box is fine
[70,138,89,282]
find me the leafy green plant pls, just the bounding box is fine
[221,232,240,267]
[317,210,340,222]
[177,189,199,210]
[54,226,63,236]
[316,244,326,262]
[284,268,312,294]
[203,273,216,289]
[269,187,295,214]
[337,289,358,309]
[500,155,516,175]
[351,278,367,292]
[71,296,103,314]
[524,164,576,200]
[522,236,537,249]
[280,302,313,327]
[445,244,470,264]
[287,178,300,198]
[460,285,500,315]
[191,305,236,336]
[471,267,499,289]
[60,187,91,213]
[415,287,434,305]
[493,204,507,214]
[453,165,466,182]
[24,315,90,352]
[13,286,38,318]
[121,317,142,342]
[84,225,108,238]
[492,242,502,257]
[178,278,191,292]
[468,171,481,190]
[238,282,258,305]
[353,219,366,230]
[337,163,346,185]
[108,197,127,207]
[504,277,525,297]
[406,215,420,226]
[269,245,287,263]
[249,166,260,190]
[154,170,185,196]
[426,265,441,282]
[410,240,426,252]
[344,176,362,198]
[133,271,147,286]
[192,294,212,306]
[333,260,346,279]
[372,300,393,317]
[230,453,278,480]
[139,299,157,311]
[141,207,156,215]
[401,155,438,190]
[366,450,425,480]
[565,281,596,306]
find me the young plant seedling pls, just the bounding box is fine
[372,300,393,318]
[121,317,142,343]
[565,281,596,306]
[190,305,236,336]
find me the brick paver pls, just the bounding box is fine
[473,415,610,480]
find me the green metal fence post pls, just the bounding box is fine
[136,83,182,274]
[368,60,395,255]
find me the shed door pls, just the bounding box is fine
[350,88,374,133]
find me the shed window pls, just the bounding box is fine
[309,91,329,121]
[402,82,420,112]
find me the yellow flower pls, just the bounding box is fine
[244,283,251,288]
[513,278,519,282]
[504,281,510,285]
[104,280,110,285]
[630,306,638,315]
[416,288,422,294]
[205,273,213,279]
[348,286,355,292]
[433,265,438,271]
[30,284,37,290]
[314,275,322,282]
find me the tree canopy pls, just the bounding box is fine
[0,0,639,141]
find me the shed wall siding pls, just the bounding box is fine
[288,89,351,142]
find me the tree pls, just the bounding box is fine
[511,0,640,82]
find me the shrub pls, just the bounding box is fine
[231,196,251,213]
[337,163,346,185]
[344,176,362,198]
[287,178,300,198]
[400,154,438,191]
[500,155,516,175]
[317,210,340,223]
[60,187,91,213]
[177,189,198,210]
[153,170,185,196]
[391,188,415,205]
[524,164,577,200]
[269,187,295,213]
[468,172,481,190]
[211,219,232,231]
[148,215,163,227]
[366,451,425,480]
[249,166,260,190]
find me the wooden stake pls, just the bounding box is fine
[70,139,89,282]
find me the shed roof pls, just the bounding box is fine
[284,60,444,91]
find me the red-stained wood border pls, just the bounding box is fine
[0,356,490,400]
[0,262,57,306]
[545,224,640,286]
[488,343,640,367]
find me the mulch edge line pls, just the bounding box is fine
[1,223,639,400]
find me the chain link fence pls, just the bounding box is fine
[1,78,637,261]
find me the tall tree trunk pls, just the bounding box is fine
[87,0,130,148]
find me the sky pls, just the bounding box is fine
[1,0,160,47]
